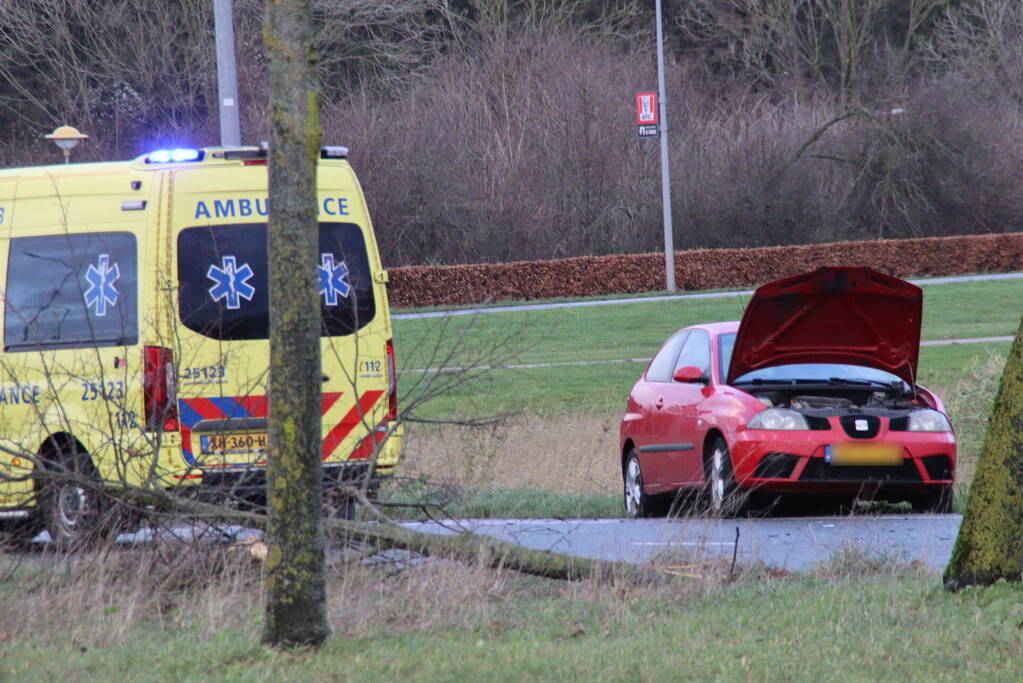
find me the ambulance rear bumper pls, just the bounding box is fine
[190,461,376,501]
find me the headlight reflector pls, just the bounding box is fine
[747,408,809,430]
[907,409,952,432]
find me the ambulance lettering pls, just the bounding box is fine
[321,198,349,216]
[0,384,40,405]
[193,197,347,220]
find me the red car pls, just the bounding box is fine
[620,266,956,517]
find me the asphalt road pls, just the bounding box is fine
[403,514,963,573]
[20,513,960,576]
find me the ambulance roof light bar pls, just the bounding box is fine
[144,144,347,163]
[145,148,204,164]
[220,145,347,160]
[320,146,348,159]
[221,148,266,160]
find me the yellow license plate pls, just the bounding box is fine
[200,432,268,456]
[828,443,902,466]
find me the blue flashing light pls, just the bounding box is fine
[146,148,202,164]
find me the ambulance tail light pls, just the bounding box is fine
[144,346,178,432]
[385,339,397,421]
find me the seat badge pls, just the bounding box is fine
[855,418,868,431]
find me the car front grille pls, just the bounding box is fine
[839,414,881,439]
[799,459,921,483]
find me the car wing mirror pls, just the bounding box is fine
[672,365,707,383]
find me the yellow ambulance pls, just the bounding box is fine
[0,145,400,546]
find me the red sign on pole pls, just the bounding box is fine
[636,92,658,125]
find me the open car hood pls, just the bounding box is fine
[726,267,923,385]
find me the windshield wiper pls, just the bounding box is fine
[732,378,796,386]
[827,377,901,390]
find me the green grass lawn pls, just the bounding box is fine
[395,278,1023,370]
[4,560,1021,681]
[4,278,1022,680]
[391,276,1018,515]
[399,341,1012,421]
[394,278,1022,420]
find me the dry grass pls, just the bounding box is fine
[931,350,1006,492]
[0,539,750,650]
[813,541,932,580]
[402,352,1001,499]
[402,413,621,493]
[0,544,264,648]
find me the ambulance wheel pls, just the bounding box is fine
[323,487,356,522]
[43,447,105,551]
[336,495,355,521]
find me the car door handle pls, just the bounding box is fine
[655,398,664,410]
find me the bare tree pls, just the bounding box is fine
[261,0,330,648]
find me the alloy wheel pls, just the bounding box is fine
[624,456,643,517]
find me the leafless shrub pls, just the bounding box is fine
[924,0,1023,104]
[321,14,660,266]
[0,0,218,161]
[4,0,1023,265]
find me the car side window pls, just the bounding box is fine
[646,331,689,382]
[674,330,711,379]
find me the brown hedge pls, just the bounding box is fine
[386,233,1023,308]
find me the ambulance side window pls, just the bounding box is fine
[4,232,138,351]
[176,222,375,341]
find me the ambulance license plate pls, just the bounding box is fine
[827,443,902,466]
[200,433,268,455]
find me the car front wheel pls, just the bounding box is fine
[706,437,747,517]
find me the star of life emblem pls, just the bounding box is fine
[207,255,256,309]
[318,253,351,306]
[83,254,120,317]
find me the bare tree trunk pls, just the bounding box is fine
[262,0,330,647]
[944,315,1023,591]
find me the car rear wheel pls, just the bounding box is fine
[706,437,747,517]
[624,450,656,518]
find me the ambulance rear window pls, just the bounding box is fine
[4,232,138,351]
[177,222,375,340]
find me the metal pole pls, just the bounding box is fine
[214,0,242,147]
[655,0,676,291]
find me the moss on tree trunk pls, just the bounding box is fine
[261,0,330,647]
[944,314,1023,590]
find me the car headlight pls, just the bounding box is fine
[747,408,809,430]
[907,409,952,432]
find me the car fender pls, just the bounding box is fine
[694,387,762,453]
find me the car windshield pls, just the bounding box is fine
[717,333,909,390]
